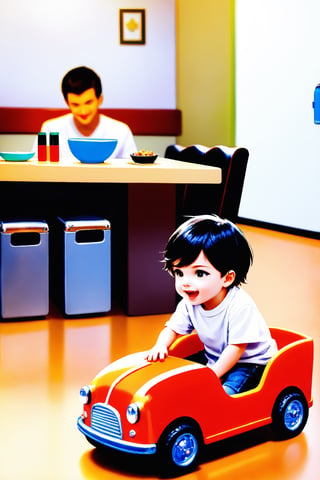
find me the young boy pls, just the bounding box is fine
[38,66,137,159]
[145,215,277,395]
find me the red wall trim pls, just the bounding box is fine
[0,107,182,136]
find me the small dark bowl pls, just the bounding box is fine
[130,154,158,164]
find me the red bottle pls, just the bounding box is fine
[37,133,47,161]
[49,132,59,162]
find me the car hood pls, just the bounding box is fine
[90,352,205,402]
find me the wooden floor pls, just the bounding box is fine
[0,224,319,480]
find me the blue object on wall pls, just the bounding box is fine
[312,84,320,124]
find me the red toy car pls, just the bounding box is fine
[77,327,313,474]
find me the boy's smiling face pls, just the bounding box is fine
[66,87,103,130]
[172,250,235,310]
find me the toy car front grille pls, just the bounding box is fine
[91,404,122,439]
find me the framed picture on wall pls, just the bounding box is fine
[119,9,146,45]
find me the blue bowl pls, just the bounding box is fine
[68,138,117,163]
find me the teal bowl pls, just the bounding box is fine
[0,151,35,161]
[68,138,117,163]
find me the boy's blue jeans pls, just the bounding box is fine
[221,363,265,395]
[186,350,265,395]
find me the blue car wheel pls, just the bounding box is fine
[158,423,202,472]
[171,431,198,467]
[272,391,309,439]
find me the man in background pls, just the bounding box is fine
[39,66,136,159]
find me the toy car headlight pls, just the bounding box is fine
[126,403,140,424]
[79,386,91,405]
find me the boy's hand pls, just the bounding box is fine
[144,327,178,362]
[144,344,168,362]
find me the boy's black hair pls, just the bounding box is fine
[61,66,102,102]
[164,215,253,287]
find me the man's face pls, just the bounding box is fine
[66,88,103,127]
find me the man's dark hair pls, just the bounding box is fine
[61,66,102,102]
[164,215,253,287]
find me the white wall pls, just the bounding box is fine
[0,0,175,109]
[236,0,320,233]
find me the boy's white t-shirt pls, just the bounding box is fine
[166,286,277,366]
[37,113,137,161]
